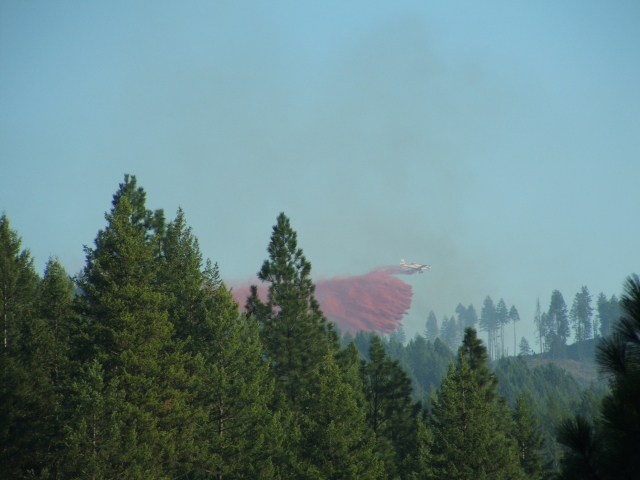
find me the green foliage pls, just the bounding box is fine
[512,393,545,479]
[558,274,640,479]
[404,334,453,399]
[494,356,585,469]
[68,175,192,477]
[247,212,339,407]
[440,315,459,351]
[570,286,593,346]
[596,292,620,338]
[430,350,523,479]
[424,310,438,341]
[191,284,277,479]
[159,207,207,344]
[1,178,604,479]
[0,213,41,477]
[496,298,509,358]
[0,213,39,350]
[509,305,520,358]
[299,353,383,479]
[360,335,420,477]
[479,296,497,360]
[518,337,531,356]
[546,290,570,358]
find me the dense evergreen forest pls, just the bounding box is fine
[1,175,638,479]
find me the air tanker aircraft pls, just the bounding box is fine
[400,259,431,273]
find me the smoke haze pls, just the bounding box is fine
[2,3,639,346]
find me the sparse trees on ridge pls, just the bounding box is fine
[510,305,520,358]
[596,292,620,338]
[518,337,532,356]
[496,298,509,358]
[570,286,593,344]
[480,296,497,360]
[558,275,640,479]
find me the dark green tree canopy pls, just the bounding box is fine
[247,212,338,406]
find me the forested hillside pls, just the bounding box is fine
[1,176,637,479]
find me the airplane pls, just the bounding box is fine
[400,259,431,273]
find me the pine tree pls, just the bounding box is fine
[442,315,459,351]
[480,296,496,360]
[15,258,76,476]
[430,328,524,479]
[159,207,208,345]
[0,213,39,350]
[496,299,508,358]
[570,286,593,345]
[547,290,570,359]
[425,310,439,342]
[0,213,40,477]
[246,212,339,406]
[66,175,191,477]
[37,258,75,381]
[60,359,129,479]
[518,337,531,356]
[402,416,435,480]
[299,353,383,479]
[534,298,545,358]
[509,305,520,358]
[193,283,278,479]
[596,293,620,338]
[360,335,419,477]
[512,393,545,479]
[465,304,478,329]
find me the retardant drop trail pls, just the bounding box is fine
[231,266,415,335]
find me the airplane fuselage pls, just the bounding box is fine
[400,259,431,272]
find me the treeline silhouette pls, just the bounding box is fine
[1,175,637,479]
[417,288,620,362]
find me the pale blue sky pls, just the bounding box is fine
[2,1,639,348]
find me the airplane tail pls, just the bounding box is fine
[400,259,405,265]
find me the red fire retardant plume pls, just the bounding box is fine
[230,266,414,335]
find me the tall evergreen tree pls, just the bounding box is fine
[509,305,520,358]
[0,213,38,349]
[192,283,278,479]
[441,315,459,351]
[480,296,497,360]
[300,353,383,479]
[0,213,40,477]
[496,299,509,358]
[37,258,76,381]
[246,213,338,407]
[360,335,419,478]
[465,304,478,329]
[425,310,439,342]
[512,393,545,479]
[534,298,545,357]
[596,293,620,338]
[547,290,570,359]
[570,286,593,345]
[66,175,191,477]
[16,258,77,476]
[430,330,524,479]
[159,207,207,345]
[518,337,531,356]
